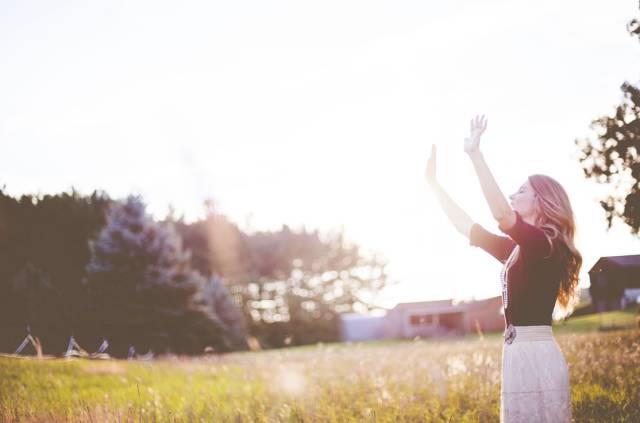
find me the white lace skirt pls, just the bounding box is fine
[500,325,571,423]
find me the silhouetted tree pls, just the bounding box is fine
[173,210,253,283]
[576,13,640,233]
[202,276,248,350]
[85,195,228,355]
[0,189,110,353]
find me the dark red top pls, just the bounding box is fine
[469,211,564,326]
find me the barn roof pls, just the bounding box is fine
[340,313,385,321]
[391,299,452,311]
[589,255,640,273]
[389,296,501,314]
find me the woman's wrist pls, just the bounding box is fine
[427,178,440,189]
[467,149,483,160]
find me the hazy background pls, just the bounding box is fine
[2,0,640,307]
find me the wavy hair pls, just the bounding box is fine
[525,174,583,312]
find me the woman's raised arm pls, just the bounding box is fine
[425,144,474,238]
[465,116,516,229]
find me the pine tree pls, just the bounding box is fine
[86,195,225,355]
[201,276,248,350]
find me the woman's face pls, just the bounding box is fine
[509,180,538,222]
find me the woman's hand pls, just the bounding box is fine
[464,115,487,155]
[425,144,437,187]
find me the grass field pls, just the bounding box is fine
[552,309,639,334]
[1,311,639,422]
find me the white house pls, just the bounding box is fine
[339,313,386,342]
[340,296,504,342]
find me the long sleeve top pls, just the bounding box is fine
[469,211,565,326]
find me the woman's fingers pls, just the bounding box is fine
[471,116,480,131]
[470,115,487,133]
[479,115,486,131]
[427,144,436,162]
[426,144,437,182]
[432,145,436,170]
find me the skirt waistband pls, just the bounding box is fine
[506,325,554,343]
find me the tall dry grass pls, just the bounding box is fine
[1,328,638,422]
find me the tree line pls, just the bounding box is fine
[0,190,390,356]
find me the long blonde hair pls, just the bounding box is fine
[526,174,582,312]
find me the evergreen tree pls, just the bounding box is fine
[0,189,110,354]
[86,195,226,355]
[201,276,248,350]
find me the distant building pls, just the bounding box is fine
[623,288,640,307]
[589,255,640,312]
[339,314,386,342]
[340,296,504,342]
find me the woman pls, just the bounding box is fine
[425,116,581,422]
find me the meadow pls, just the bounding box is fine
[1,311,638,422]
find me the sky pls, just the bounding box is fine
[2,0,640,308]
